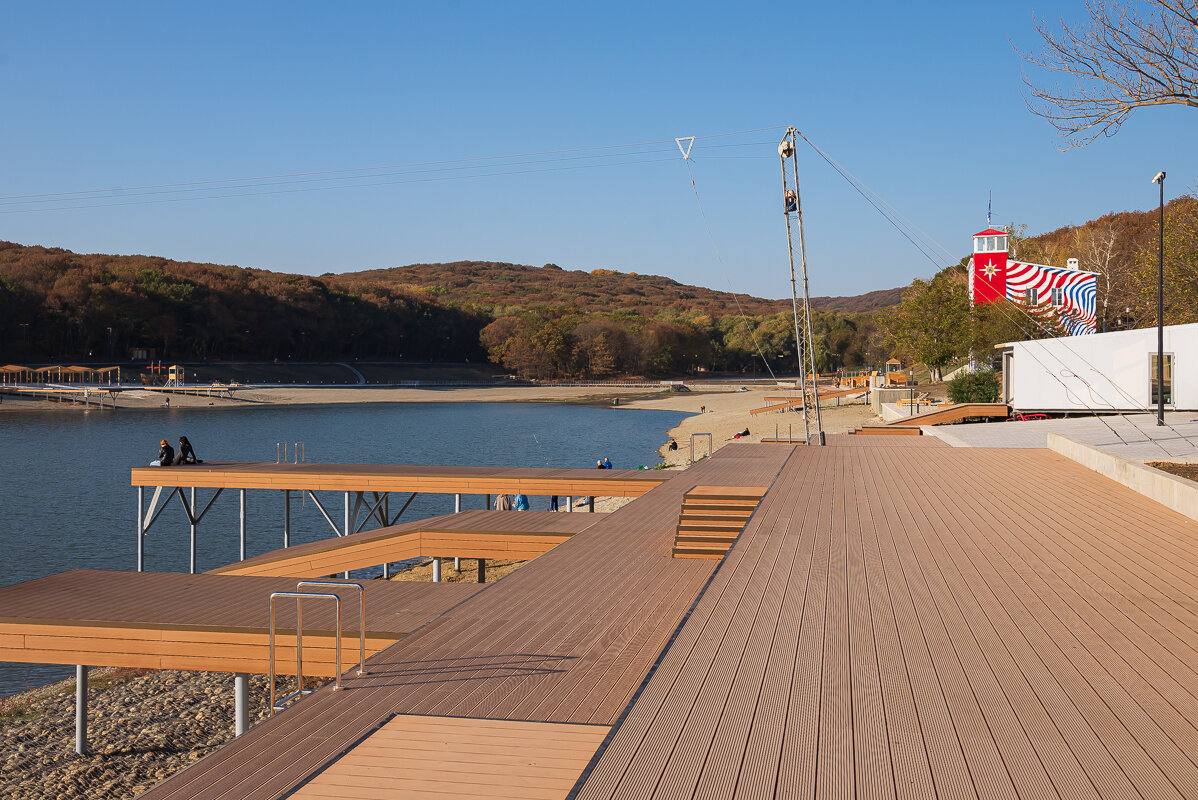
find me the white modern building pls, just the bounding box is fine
[999,323,1197,413]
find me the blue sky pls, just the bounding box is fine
[0,1,1194,299]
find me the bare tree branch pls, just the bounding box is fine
[1018,0,1197,147]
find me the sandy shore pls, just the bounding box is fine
[621,388,879,462]
[0,384,741,412]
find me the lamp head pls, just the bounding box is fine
[1152,171,1166,184]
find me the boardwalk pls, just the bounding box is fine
[577,443,1198,800]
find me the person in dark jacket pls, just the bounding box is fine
[157,439,175,466]
[174,436,201,465]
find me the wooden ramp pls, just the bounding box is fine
[0,571,480,677]
[131,462,667,497]
[211,511,603,578]
[671,486,767,559]
[750,388,866,416]
[884,401,1009,427]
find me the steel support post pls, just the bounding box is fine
[478,559,486,583]
[136,486,145,572]
[432,558,442,583]
[342,491,351,579]
[567,496,573,513]
[234,674,248,737]
[283,489,291,548]
[485,493,491,511]
[589,496,595,513]
[239,489,247,561]
[454,494,461,570]
[189,487,197,574]
[75,665,88,755]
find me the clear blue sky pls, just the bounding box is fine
[0,1,1194,299]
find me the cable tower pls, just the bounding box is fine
[779,127,825,446]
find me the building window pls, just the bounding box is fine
[1151,353,1173,405]
[1051,287,1064,306]
[996,236,1007,252]
[1025,288,1038,305]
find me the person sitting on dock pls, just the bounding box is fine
[173,436,202,465]
[513,494,530,511]
[156,439,174,467]
[602,457,612,469]
[494,494,513,511]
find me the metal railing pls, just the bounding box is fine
[690,432,713,464]
[276,442,307,463]
[296,581,367,678]
[268,591,342,714]
[267,581,367,715]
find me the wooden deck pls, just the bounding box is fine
[212,510,603,578]
[137,444,796,800]
[130,462,668,496]
[576,442,1198,800]
[0,570,481,676]
[288,715,611,799]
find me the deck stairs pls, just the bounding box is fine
[672,485,767,559]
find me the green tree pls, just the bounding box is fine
[883,272,970,380]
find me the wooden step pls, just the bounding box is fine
[675,533,738,545]
[678,510,755,522]
[680,500,758,511]
[671,545,729,560]
[677,520,744,533]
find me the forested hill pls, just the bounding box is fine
[336,261,793,316]
[0,242,896,370]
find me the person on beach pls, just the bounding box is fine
[173,436,202,465]
[156,439,175,466]
[494,494,513,511]
[513,494,530,511]
[602,457,612,469]
[548,495,559,511]
[667,439,678,451]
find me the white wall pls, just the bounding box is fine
[1007,323,1198,412]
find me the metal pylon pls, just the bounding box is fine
[779,127,825,446]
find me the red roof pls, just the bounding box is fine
[973,228,1007,237]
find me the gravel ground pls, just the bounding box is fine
[0,668,279,800]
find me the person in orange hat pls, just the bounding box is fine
[157,438,175,467]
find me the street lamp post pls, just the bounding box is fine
[1152,171,1166,426]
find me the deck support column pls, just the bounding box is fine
[485,494,491,511]
[136,486,145,571]
[342,491,351,579]
[567,496,572,513]
[454,494,461,570]
[589,496,595,513]
[189,487,197,574]
[239,489,247,561]
[234,673,248,737]
[432,558,442,583]
[75,665,87,755]
[283,490,291,548]
[478,559,486,583]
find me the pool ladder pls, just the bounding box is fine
[276,442,306,463]
[268,580,367,715]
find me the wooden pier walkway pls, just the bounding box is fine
[0,570,481,676]
[131,462,667,496]
[212,510,604,578]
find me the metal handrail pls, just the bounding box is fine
[268,591,342,715]
[295,581,367,677]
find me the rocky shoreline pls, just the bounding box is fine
[0,668,274,800]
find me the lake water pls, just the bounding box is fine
[0,401,687,695]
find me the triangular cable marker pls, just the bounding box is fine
[675,136,695,160]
